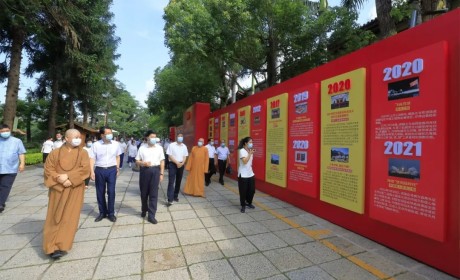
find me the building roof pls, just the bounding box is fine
[55,122,99,133]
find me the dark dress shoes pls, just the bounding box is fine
[94,214,106,222]
[241,206,246,213]
[246,204,255,209]
[147,217,158,224]
[50,250,63,259]
[174,198,179,202]
[108,215,117,222]
[141,211,146,218]
[0,207,4,213]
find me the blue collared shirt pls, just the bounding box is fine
[88,139,123,167]
[0,136,26,174]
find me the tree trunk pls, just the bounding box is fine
[421,0,441,22]
[375,0,397,38]
[69,91,75,128]
[266,24,278,87]
[82,100,88,125]
[48,77,59,137]
[3,26,25,128]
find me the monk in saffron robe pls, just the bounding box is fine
[183,138,209,197]
[43,129,90,259]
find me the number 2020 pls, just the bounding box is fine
[383,58,423,81]
[384,141,422,156]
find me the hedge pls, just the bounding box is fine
[25,153,43,165]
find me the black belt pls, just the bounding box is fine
[141,165,160,168]
[96,166,117,169]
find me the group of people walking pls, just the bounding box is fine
[0,124,256,261]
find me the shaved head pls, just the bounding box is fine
[65,129,80,138]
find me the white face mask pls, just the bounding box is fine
[197,141,203,147]
[149,138,157,145]
[71,138,82,147]
[105,134,113,141]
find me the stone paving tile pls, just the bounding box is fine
[2,247,49,268]
[144,267,190,280]
[354,251,407,277]
[247,232,288,251]
[109,224,143,238]
[259,219,292,232]
[393,272,431,280]
[144,232,179,250]
[182,241,224,265]
[113,214,144,226]
[189,259,239,280]
[93,252,141,279]
[230,253,280,280]
[412,264,458,280]
[0,223,13,234]
[117,207,140,217]
[194,208,221,218]
[320,258,379,280]
[0,264,49,280]
[25,232,42,247]
[286,266,335,280]
[304,225,337,239]
[247,210,277,221]
[110,275,141,280]
[167,203,193,212]
[6,206,43,215]
[191,202,215,209]
[144,221,175,235]
[80,217,114,228]
[177,228,213,246]
[0,250,17,266]
[225,212,256,224]
[61,240,106,261]
[200,215,231,227]
[273,228,315,245]
[171,210,198,221]
[234,221,270,236]
[340,231,386,251]
[374,246,423,270]
[0,214,31,224]
[155,212,173,222]
[42,258,98,280]
[217,237,258,258]
[262,275,289,280]
[210,200,234,208]
[217,206,243,215]
[208,224,242,241]
[74,226,112,242]
[286,215,317,227]
[0,233,37,250]
[174,218,204,231]
[321,236,367,256]
[294,242,341,264]
[263,247,312,273]
[103,236,143,256]
[143,247,186,273]
[2,220,44,235]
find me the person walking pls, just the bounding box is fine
[165,133,188,206]
[204,138,217,186]
[53,132,64,149]
[183,138,209,197]
[135,130,164,224]
[216,139,231,185]
[119,138,127,168]
[82,139,93,189]
[41,136,54,163]
[163,138,170,169]
[0,124,26,213]
[89,126,123,222]
[127,139,138,168]
[237,137,256,213]
[43,129,90,259]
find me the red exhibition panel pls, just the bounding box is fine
[213,116,220,144]
[228,111,238,173]
[250,100,267,181]
[369,42,448,241]
[287,83,320,197]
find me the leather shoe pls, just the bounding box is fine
[141,211,146,218]
[94,214,106,222]
[0,207,4,213]
[108,215,117,222]
[241,206,246,213]
[147,217,158,224]
[174,197,179,202]
[50,250,63,259]
[246,204,255,209]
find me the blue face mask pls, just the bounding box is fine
[221,143,225,147]
[149,138,157,145]
[86,143,92,148]
[105,134,113,141]
[177,136,183,143]
[197,141,203,147]
[0,132,11,138]
[248,143,253,149]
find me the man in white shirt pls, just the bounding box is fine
[53,132,64,150]
[136,130,165,224]
[166,133,188,205]
[204,138,217,186]
[216,139,231,185]
[41,136,54,163]
[89,126,123,222]
[119,138,127,168]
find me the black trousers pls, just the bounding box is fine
[0,174,17,207]
[238,175,255,207]
[218,159,227,183]
[43,153,49,163]
[167,163,184,201]
[205,158,216,185]
[139,166,160,218]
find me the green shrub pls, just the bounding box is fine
[27,148,42,154]
[25,153,43,165]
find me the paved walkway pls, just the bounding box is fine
[0,165,457,280]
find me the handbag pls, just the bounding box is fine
[226,164,233,175]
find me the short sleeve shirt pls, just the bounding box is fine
[238,148,254,178]
[89,140,123,167]
[216,146,230,160]
[135,145,165,166]
[166,142,188,163]
[0,136,26,174]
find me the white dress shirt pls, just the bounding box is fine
[41,140,54,153]
[238,148,254,178]
[89,140,123,167]
[216,146,230,160]
[166,142,188,163]
[135,144,165,166]
[206,144,216,158]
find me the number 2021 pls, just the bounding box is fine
[383,58,423,81]
[384,141,422,156]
